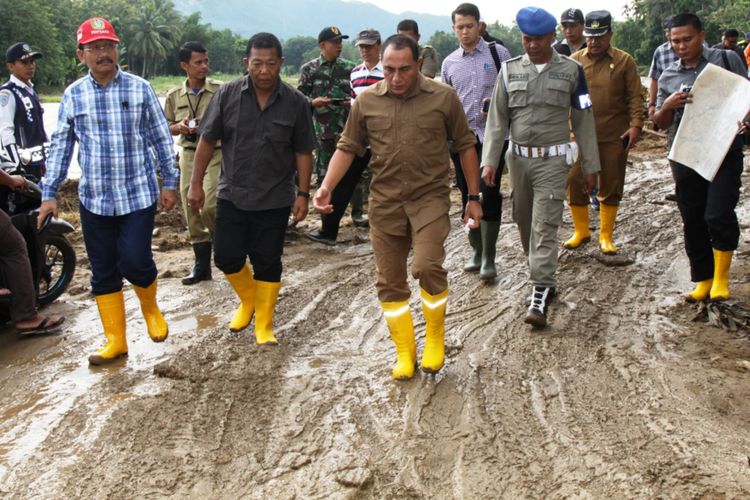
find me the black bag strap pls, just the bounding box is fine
[488,42,501,73]
[721,49,730,70]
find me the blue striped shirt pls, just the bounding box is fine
[43,69,178,216]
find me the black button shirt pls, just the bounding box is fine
[200,76,316,211]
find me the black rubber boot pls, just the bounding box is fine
[182,241,212,285]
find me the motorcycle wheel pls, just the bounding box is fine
[37,234,77,306]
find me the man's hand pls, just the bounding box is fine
[8,174,26,190]
[292,195,309,223]
[583,173,597,194]
[172,119,191,135]
[187,183,205,213]
[37,200,58,229]
[159,189,178,211]
[464,201,482,228]
[481,166,497,187]
[662,90,692,111]
[313,186,333,214]
[341,99,352,108]
[620,126,641,151]
[311,97,332,108]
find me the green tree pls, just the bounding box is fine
[426,30,459,67]
[485,21,522,58]
[127,0,180,77]
[283,36,317,73]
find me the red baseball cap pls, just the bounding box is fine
[77,17,120,46]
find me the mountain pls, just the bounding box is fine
[175,0,451,41]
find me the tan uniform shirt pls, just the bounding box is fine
[336,75,476,235]
[572,47,644,143]
[419,45,438,78]
[163,77,222,149]
[482,51,600,175]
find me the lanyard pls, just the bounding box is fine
[186,89,204,118]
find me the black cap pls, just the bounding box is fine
[560,8,584,24]
[584,10,612,37]
[318,26,349,43]
[5,42,42,63]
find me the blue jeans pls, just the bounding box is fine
[79,202,158,295]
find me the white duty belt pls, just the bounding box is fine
[511,141,579,165]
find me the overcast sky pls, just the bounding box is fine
[350,0,632,26]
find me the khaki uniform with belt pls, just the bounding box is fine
[482,52,600,288]
[337,75,476,300]
[164,78,222,243]
[569,47,643,206]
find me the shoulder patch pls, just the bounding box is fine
[0,93,8,107]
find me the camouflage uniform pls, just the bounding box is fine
[298,55,355,181]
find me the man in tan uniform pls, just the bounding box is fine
[397,20,438,78]
[565,11,643,255]
[482,7,600,328]
[313,34,482,380]
[164,41,222,285]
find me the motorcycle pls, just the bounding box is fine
[0,144,76,314]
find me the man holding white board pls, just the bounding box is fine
[653,13,749,303]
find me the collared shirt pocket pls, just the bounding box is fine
[544,79,571,108]
[507,81,528,108]
[267,119,294,143]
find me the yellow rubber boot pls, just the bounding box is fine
[89,291,128,365]
[133,280,168,342]
[420,288,448,374]
[599,204,619,255]
[254,280,281,345]
[685,279,713,303]
[563,205,591,249]
[381,300,416,380]
[225,265,256,332]
[710,249,734,301]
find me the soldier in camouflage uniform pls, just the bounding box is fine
[298,26,355,187]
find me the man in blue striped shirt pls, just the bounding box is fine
[39,17,179,365]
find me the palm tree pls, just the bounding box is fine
[127,0,180,77]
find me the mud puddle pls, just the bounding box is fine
[2,137,750,497]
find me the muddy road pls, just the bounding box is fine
[2,137,750,498]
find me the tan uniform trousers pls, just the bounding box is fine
[567,140,627,206]
[371,212,450,302]
[508,150,569,288]
[180,148,221,243]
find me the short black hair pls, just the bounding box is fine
[179,41,207,63]
[669,13,703,33]
[452,3,481,24]
[382,34,419,61]
[397,19,419,35]
[246,32,283,58]
[724,28,740,38]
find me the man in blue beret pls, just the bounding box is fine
[482,6,600,328]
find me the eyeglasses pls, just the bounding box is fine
[84,43,118,53]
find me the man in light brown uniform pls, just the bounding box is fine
[565,11,643,254]
[313,34,482,380]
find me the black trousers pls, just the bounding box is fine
[320,150,371,239]
[214,198,290,282]
[672,148,743,282]
[451,139,508,222]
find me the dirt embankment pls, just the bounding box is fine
[1,134,750,498]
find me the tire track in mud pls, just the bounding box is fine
[3,150,750,498]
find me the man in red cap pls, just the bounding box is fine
[39,18,179,365]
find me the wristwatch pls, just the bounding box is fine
[468,194,481,202]
[297,191,310,199]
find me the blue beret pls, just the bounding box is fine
[516,7,557,36]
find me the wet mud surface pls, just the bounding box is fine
[2,135,750,498]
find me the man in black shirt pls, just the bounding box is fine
[188,32,316,345]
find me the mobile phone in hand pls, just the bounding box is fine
[622,134,630,149]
